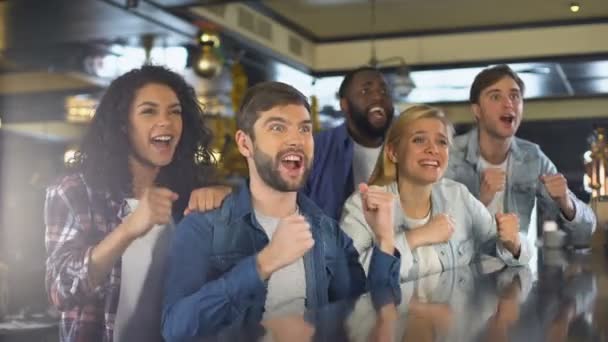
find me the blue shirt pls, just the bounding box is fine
[303,123,355,220]
[162,181,401,341]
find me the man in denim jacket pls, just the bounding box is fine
[162,82,401,341]
[445,65,596,250]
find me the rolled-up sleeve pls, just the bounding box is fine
[44,185,102,311]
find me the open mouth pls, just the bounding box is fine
[500,115,516,124]
[367,106,386,118]
[280,153,304,171]
[419,159,440,168]
[150,134,174,149]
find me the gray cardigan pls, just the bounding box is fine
[340,178,531,281]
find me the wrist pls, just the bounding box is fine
[117,217,141,242]
[405,230,421,249]
[256,248,275,281]
[558,197,575,220]
[377,238,395,255]
[480,190,494,207]
[504,239,521,258]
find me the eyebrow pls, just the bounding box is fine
[262,116,313,126]
[136,102,181,108]
[484,88,521,95]
[412,130,448,138]
[262,116,289,125]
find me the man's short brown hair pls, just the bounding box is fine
[469,65,525,104]
[236,81,310,139]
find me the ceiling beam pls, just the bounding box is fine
[188,3,608,74]
[314,23,608,72]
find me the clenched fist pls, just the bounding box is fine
[123,187,178,240]
[480,168,506,206]
[257,214,314,280]
[496,213,521,256]
[421,214,455,245]
[540,173,575,220]
[359,183,396,254]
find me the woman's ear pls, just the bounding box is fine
[386,144,398,163]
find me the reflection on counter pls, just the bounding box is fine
[204,248,606,342]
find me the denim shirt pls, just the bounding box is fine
[341,178,531,282]
[162,181,401,341]
[302,123,355,220]
[445,128,596,246]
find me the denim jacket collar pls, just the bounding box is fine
[386,180,449,217]
[230,179,327,227]
[465,128,526,168]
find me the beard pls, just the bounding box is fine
[252,145,312,192]
[347,99,394,140]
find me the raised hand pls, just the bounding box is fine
[480,168,506,206]
[420,214,455,245]
[359,183,396,254]
[256,214,314,280]
[496,213,521,256]
[540,173,575,220]
[123,187,178,239]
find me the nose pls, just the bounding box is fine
[425,141,439,154]
[155,112,172,128]
[502,96,515,109]
[369,87,385,102]
[285,128,304,148]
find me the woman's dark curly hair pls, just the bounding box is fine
[72,65,215,218]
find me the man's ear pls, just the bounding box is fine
[471,103,481,123]
[235,130,253,158]
[340,98,349,117]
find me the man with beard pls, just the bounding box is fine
[303,67,395,220]
[445,65,596,252]
[162,82,401,340]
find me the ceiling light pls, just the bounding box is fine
[193,31,223,79]
[570,2,580,13]
[366,0,415,98]
[64,147,78,166]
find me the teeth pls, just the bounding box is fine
[283,155,302,162]
[152,135,171,142]
[368,106,385,115]
[420,160,439,166]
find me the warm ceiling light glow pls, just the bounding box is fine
[570,2,580,12]
[64,148,78,165]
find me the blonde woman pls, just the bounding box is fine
[340,105,531,281]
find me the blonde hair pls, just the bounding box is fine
[368,104,455,186]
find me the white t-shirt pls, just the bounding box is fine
[113,199,174,342]
[478,155,538,275]
[478,155,509,215]
[254,209,307,319]
[352,141,382,187]
[402,212,443,277]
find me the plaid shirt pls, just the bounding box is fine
[45,173,125,342]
